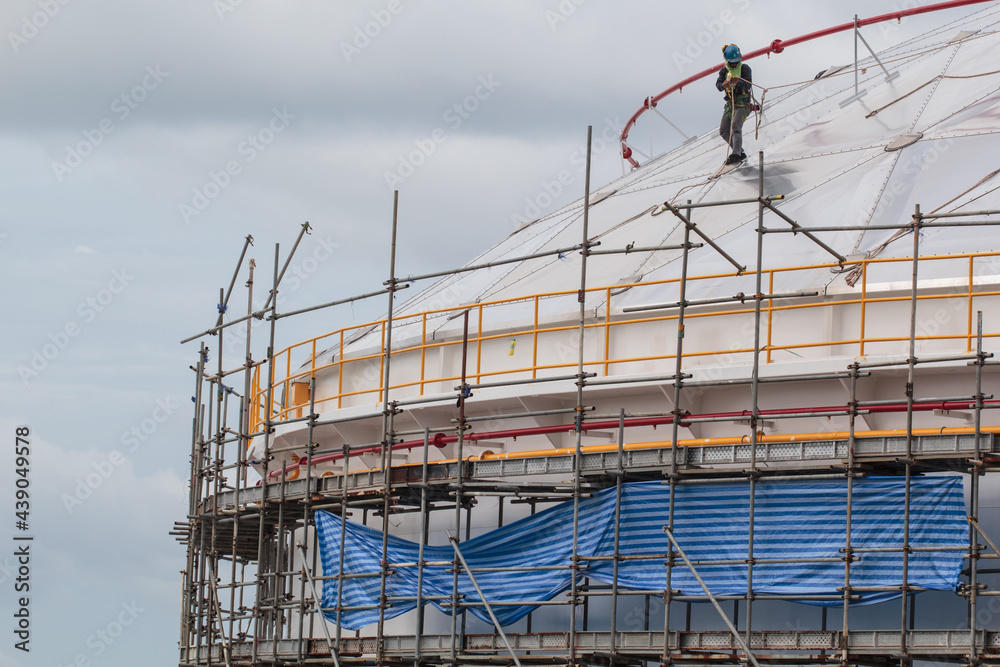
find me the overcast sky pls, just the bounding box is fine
[0,2,982,665]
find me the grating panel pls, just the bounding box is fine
[476,461,501,476]
[910,630,953,648]
[219,433,995,512]
[527,458,549,474]
[799,632,836,649]
[211,629,1000,660]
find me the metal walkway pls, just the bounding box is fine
[206,432,998,513]
[185,629,1000,665]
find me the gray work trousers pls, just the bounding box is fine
[719,106,748,156]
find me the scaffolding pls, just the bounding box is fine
[175,141,1000,667]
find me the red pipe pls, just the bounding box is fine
[266,397,999,478]
[620,0,996,167]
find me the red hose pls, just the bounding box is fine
[620,0,996,167]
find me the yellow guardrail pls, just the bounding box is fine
[248,252,1000,435]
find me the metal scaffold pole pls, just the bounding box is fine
[744,151,767,649]
[377,192,400,667]
[334,442,351,650]
[450,309,471,665]
[569,125,594,667]
[251,242,280,666]
[175,172,1000,667]
[663,199,694,664]
[970,310,985,661]
[184,342,207,660]
[610,408,625,659]
[233,257,254,652]
[842,361,859,665]
[901,206,921,663]
[415,428,431,664]
[297,374,320,664]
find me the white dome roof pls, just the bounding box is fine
[340,4,1000,358]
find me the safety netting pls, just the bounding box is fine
[315,477,966,629]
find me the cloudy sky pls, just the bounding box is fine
[0,1,981,665]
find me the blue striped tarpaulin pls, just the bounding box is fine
[315,477,966,630]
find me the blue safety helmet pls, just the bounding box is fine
[723,44,741,65]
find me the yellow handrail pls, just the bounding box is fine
[248,252,1000,435]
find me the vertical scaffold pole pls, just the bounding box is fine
[211,287,226,662]
[274,425,290,659]
[233,258,254,649]
[251,243,280,665]
[196,352,211,662]
[334,443,351,649]
[297,375,319,664]
[236,256,257,648]
[377,190,400,667]
[610,409,625,658]
[450,310,471,665]
[184,343,208,660]
[901,206,921,663]
[569,125,593,667]
[745,151,767,648]
[970,311,985,661]
[842,361,859,665]
[415,428,431,664]
[664,200,694,663]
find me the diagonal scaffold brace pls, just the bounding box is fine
[296,543,342,667]
[660,200,747,275]
[662,527,762,667]
[209,565,233,667]
[446,530,523,667]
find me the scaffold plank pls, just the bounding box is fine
[209,629,998,662]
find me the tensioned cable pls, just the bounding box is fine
[624,29,1000,198]
[838,165,1000,287]
[740,27,1000,102]
[620,4,1000,168]
[838,38,1000,285]
[867,67,1000,118]
[406,19,1000,327]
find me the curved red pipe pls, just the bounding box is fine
[620,0,996,167]
[266,397,999,478]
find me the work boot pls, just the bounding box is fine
[725,153,742,165]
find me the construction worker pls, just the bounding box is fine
[716,44,752,165]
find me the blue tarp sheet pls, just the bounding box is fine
[316,477,966,629]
